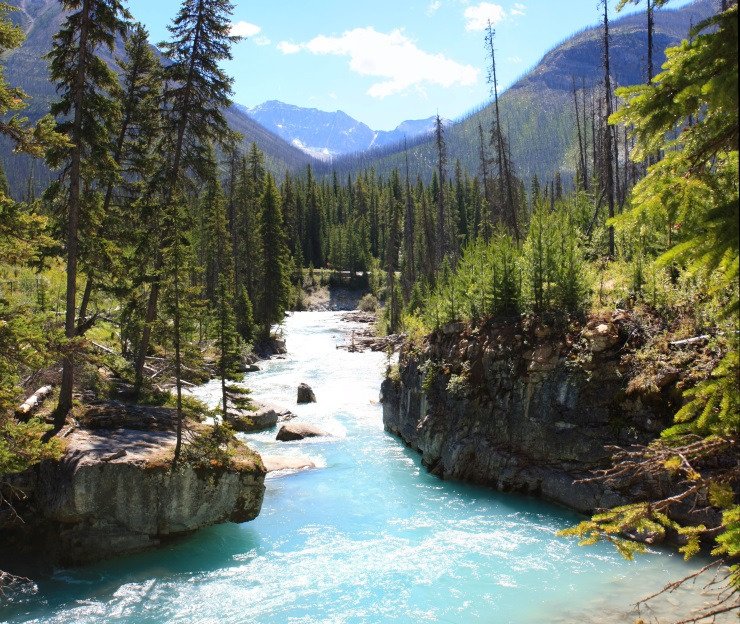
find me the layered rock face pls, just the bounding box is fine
[16,424,265,564]
[381,313,682,514]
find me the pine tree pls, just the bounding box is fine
[256,174,291,339]
[433,114,447,270]
[601,0,616,258]
[477,122,493,239]
[485,21,520,241]
[138,0,238,459]
[47,0,130,421]
[203,167,241,422]
[386,171,402,332]
[401,142,416,299]
[77,22,162,334]
[159,187,199,461]
[454,160,469,247]
[232,153,260,309]
[304,165,323,267]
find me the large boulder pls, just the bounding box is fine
[226,403,296,433]
[261,454,316,472]
[276,422,330,441]
[297,383,317,404]
[227,407,278,433]
[32,427,265,564]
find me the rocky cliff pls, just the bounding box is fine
[4,410,266,565]
[381,312,703,515]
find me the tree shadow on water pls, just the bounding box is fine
[0,522,262,623]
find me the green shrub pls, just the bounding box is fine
[358,293,378,312]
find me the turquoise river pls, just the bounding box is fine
[0,312,717,623]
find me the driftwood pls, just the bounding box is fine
[15,385,54,418]
[670,335,710,347]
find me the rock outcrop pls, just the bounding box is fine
[297,383,317,404]
[381,312,696,515]
[276,422,330,441]
[8,408,266,565]
[226,402,296,433]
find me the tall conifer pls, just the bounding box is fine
[47,0,129,421]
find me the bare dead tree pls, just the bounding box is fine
[434,113,447,270]
[602,0,616,257]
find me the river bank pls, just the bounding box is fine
[0,311,725,624]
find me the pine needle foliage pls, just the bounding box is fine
[562,8,739,609]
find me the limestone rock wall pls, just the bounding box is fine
[381,314,680,514]
[25,428,265,564]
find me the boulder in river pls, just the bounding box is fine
[297,383,316,404]
[227,407,278,432]
[276,422,330,441]
[226,403,296,433]
[261,454,317,472]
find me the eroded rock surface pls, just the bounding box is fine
[381,312,703,515]
[10,408,265,565]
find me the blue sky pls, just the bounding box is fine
[125,0,693,131]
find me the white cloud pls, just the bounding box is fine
[278,27,478,98]
[230,21,261,38]
[254,35,271,46]
[507,55,522,64]
[463,2,506,31]
[426,0,442,15]
[277,41,302,54]
[511,2,526,16]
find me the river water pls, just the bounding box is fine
[1,312,720,623]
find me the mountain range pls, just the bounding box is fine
[0,0,313,196]
[243,100,449,161]
[0,0,720,196]
[330,0,719,184]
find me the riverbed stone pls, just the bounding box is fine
[276,422,329,441]
[261,454,317,472]
[297,383,317,404]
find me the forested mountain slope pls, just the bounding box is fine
[332,0,719,184]
[0,0,316,197]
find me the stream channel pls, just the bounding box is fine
[2,312,719,623]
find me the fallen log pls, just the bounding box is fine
[90,341,118,356]
[16,385,54,418]
[670,335,710,347]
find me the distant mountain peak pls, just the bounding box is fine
[245,101,448,160]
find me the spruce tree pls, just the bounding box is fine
[433,114,447,269]
[203,167,241,422]
[78,22,162,334]
[386,171,402,332]
[401,143,416,299]
[47,0,130,421]
[256,174,291,339]
[134,0,236,400]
